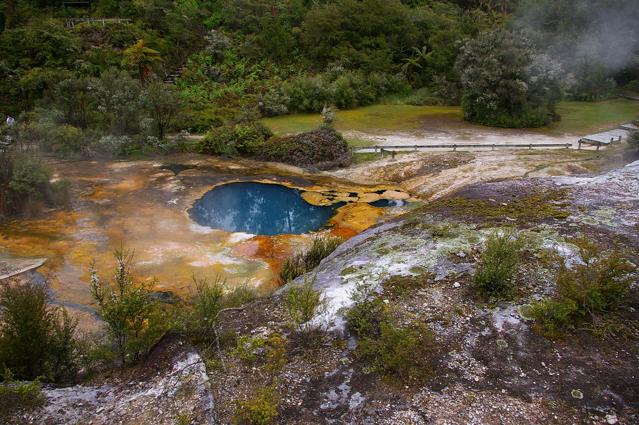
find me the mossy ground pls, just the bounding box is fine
[424,187,571,225]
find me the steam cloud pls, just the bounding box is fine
[515,0,639,72]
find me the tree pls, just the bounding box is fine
[0,280,78,382]
[93,68,142,135]
[50,77,96,129]
[568,59,616,101]
[141,81,183,140]
[90,248,164,365]
[123,39,162,81]
[455,29,563,128]
[301,0,419,72]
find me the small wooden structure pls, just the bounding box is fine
[578,125,633,150]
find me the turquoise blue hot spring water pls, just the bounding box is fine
[189,182,342,235]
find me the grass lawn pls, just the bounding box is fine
[261,99,638,142]
[543,99,639,135]
[261,104,462,135]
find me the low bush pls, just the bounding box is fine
[0,372,43,419]
[232,332,287,372]
[523,248,635,339]
[260,127,352,169]
[177,277,257,345]
[233,384,280,425]
[280,71,409,114]
[198,122,352,169]
[90,248,169,365]
[0,280,79,383]
[403,87,446,106]
[625,80,639,93]
[280,236,342,283]
[473,229,524,300]
[346,283,435,383]
[0,150,69,218]
[198,122,273,156]
[283,281,323,331]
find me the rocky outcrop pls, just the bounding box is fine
[14,334,215,425]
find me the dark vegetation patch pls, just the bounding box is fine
[523,241,637,340]
[0,152,70,219]
[473,229,524,301]
[346,283,438,385]
[425,183,570,226]
[280,236,343,283]
[199,124,352,170]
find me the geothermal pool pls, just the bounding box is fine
[189,182,342,235]
[0,155,414,328]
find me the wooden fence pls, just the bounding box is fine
[353,143,572,155]
[65,18,131,28]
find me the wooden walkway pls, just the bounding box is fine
[578,123,636,149]
[65,18,131,28]
[353,143,572,154]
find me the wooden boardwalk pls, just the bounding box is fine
[578,123,636,149]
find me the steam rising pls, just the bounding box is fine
[514,0,639,72]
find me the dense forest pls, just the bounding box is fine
[0,0,638,216]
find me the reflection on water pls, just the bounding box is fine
[189,182,341,235]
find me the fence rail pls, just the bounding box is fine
[353,143,572,154]
[65,18,131,28]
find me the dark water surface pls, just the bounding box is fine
[189,182,341,235]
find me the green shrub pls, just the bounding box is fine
[283,281,323,331]
[0,149,70,218]
[7,155,50,202]
[188,276,224,342]
[0,371,43,418]
[90,248,168,365]
[346,283,435,382]
[233,385,279,425]
[43,124,86,157]
[177,277,256,345]
[281,72,409,114]
[0,280,79,382]
[473,229,523,300]
[403,87,445,106]
[232,333,287,372]
[625,80,639,93]
[523,249,635,338]
[346,284,386,338]
[198,122,273,156]
[356,320,434,381]
[280,236,342,283]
